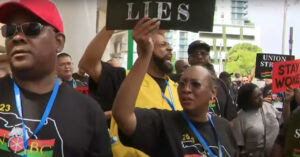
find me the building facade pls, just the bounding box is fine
[163,0,260,73]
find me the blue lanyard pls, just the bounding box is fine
[13,78,59,157]
[161,80,175,111]
[72,78,77,88]
[181,112,223,157]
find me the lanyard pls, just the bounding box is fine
[181,112,223,157]
[161,80,175,111]
[13,78,59,157]
[72,78,77,88]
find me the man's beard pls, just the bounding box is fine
[152,53,173,74]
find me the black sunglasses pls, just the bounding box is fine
[1,22,44,38]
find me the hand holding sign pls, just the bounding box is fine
[132,17,160,57]
[284,87,294,103]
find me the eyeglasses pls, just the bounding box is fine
[189,50,209,58]
[58,62,73,67]
[1,22,44,38]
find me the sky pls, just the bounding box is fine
[248,0,300,59]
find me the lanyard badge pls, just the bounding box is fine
[181,112,223,157]
[13,78,59,157]
[72,78,77,88]
[162,80,175,111]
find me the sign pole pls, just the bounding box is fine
[289,27,293,56]
[127,30,134,70]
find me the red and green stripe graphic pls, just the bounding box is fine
[0,128,55,157]
[261,71,272,78]
[293,149,300,157]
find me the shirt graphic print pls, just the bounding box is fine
[0,111,63,157]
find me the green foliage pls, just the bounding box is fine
[224,43,262,76]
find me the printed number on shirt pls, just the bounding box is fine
[182,133,195,143]
[0,104,11,112]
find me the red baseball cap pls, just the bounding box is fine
[0,0,64,33]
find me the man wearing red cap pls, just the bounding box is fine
[0,0,112,156]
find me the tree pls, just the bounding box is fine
[224,43,262,76]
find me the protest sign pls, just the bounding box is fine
[272,59,300,93]
[255,53,294,79]
[106,0,216,32]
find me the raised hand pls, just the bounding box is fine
[284,87,294,102]
[132,16,160,57]
[294,88,300,105]
[112,17,160,136]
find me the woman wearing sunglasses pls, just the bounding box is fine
[112,17,237,157]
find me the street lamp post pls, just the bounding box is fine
[281,0,288,54]
[289,27,293,56]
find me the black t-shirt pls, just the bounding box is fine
[151,76,167,92]
[89,62,126,112]
[275,108,300,157]
[89,62,169,111]
[169,73,181,83]
[119,108,238,157]
[63,79,87,88]
[0,76,112,157]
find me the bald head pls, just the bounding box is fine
[175,59,189,74]
[181,66,217,88]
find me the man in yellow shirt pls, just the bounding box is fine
[79,19,182,157]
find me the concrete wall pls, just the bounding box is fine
[97,0,131,66]
[0,23,5,53]
[97,0,112,62]
[53,0,97,71]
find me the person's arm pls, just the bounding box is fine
[270,143,283,157]
[104,111,112,120]
[270,123,286,157]
[295,88,300,106]
[78,27,114,83]
[231,117,245,156]
[112,17,160,136]
[248,66,256,83]
[282,87,294,121]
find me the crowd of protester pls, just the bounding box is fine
[0,0,299,157]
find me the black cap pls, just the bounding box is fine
[219,71,233,79]
[188,40,210,55]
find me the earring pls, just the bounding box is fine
[209,97,216,108]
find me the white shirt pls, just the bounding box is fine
[231,102,279,156]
